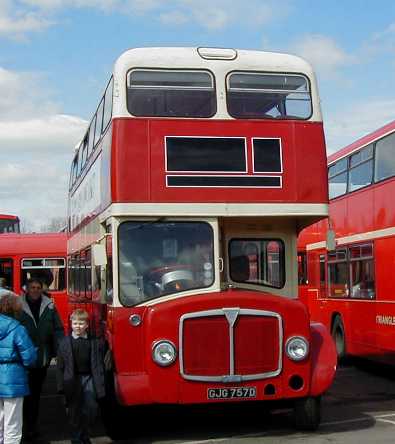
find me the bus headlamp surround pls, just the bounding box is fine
[285,336,309,361]
[152,340,177,367]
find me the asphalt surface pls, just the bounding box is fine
[35,359,395,443]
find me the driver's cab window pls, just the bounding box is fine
[118,221,214,306]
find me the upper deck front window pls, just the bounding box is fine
[127,69,216,118]
[227,72,312,120]
[118,221,214,306]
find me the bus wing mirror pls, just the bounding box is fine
[326,229,336,251]
[92,244,107,266]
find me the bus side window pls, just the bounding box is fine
[319,254,326,290]
[0,258,13,291]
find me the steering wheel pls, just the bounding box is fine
[144,265,195,297]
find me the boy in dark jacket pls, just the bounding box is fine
[56,309,106,444]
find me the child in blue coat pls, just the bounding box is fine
[0,292,37,444]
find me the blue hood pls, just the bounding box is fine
[0,315,19,340]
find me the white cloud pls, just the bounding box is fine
[0,115,86,230]
[363,21,395,58]
[159,10,189,26]
[0,66,86,230]
[0,0,53,38]
[176,0,281,30]
[0,0,287,38]
[324,99,395,154]
[0,67,59,120]
[0,114,86,154]
[372,21,395,41]
[291,34,355,78]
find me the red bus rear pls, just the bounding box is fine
[0,233,68,328]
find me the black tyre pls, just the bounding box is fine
[100,371,132,440]
[294,396,321,431]
[331,315,346,361]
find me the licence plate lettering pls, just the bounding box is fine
[207,387,256,399]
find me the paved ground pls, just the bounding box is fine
[35,359,395,443]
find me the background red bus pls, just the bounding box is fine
[0,233,68,328]
[68,46,336,436]
[0,214,20,233]
[299,119,395,363]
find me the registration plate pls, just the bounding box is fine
[207,387,257,400]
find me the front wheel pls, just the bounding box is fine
[100,371,132,440]
[294,396,321,431]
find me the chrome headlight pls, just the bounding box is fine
[285,336,309,361]
[152,340,177,367]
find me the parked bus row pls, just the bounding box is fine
[299,119,395,365]
[0,233,69,328]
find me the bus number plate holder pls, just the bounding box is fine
[207,387,257,399]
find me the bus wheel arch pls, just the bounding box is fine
[331,314,346,361]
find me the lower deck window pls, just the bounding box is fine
[21,258,66,292]
[327,243,375,300]
[328,260,348,298]
[0,258,13,291]
[229,239,285,289]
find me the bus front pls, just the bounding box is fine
[68,47,336,436]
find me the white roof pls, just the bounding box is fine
[111,47,322,122]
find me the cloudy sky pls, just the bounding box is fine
[1,0,395,230]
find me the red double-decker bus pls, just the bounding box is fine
[0,233,68,327]
[68,47,336,435]
[0,214,20,233]
[299,119,395,363]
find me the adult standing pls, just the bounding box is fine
[19,279,64,440]
[0,292,37,444]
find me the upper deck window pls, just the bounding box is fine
[127,69,216,118]
[227,72,312,119]
[375,131,395,183]
[328,158,348,199]
[348,144,373,192]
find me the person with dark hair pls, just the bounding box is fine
[0,292,37,444]
[18,279,64,441]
